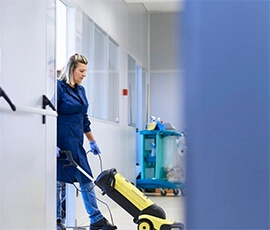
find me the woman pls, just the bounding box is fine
[56,53,117,230]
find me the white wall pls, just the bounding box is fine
[149,12,185,131]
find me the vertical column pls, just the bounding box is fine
[182,1,270,229]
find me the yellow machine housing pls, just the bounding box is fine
[94,168,184,230]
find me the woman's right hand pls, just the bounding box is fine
[89,141,101,155]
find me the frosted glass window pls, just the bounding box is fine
[88,24,119,122]
[46,0,56,102]
[82,13,93,65]
[80,12,95,117]
[128,55,136,127]
[141,68,148,125]
[74,7,83,53]
[91,25,107,120]
[62,7,119,123]
[107,38,119,122]
[56,0,67,70]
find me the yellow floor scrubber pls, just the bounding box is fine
[61,150,184,230]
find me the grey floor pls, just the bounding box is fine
[65,190,185,230]
[82,191,185,230]
[110,192,186,230]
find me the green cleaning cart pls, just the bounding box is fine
[136,130,185,196]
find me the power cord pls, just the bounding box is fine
[86,150,103,171]
[61,151,115,228]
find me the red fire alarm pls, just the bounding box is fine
[122,89,128,96]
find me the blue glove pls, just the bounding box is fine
[56,147,60,157]
[90,141,101,155]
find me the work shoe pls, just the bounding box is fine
[90,217,117,230]
[57,219,66,230]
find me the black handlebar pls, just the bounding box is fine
[42,95,56,124]
[59,150,78,167]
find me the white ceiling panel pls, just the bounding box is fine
[123,0,183,12]
[144,2,181,12]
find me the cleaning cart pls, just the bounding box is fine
[136,130,185,196]
[60,150,184,230]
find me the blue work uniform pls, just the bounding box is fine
[56,80,93,184]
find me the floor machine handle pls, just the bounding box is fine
[60,150,77,167]
[59,150,94,181]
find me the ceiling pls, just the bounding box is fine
[123,0,183,12]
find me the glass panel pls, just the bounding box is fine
[46,0,56,105]
[56,0,67,70]
[92,25,107,120]
[56,6,119,124]
[141,68,148,126]
[82,12,93,64]
[108,38,119,122]
[128,55,136,127]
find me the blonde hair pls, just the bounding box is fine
[58,53,88,85]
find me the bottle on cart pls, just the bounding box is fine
[150,142,156,157]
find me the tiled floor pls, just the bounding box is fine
[71,190,186,230]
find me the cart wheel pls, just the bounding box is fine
[160,189,167,196]
[137,220,153,230]
[173,189,179,196]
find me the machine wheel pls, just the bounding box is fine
[160,189,167,196]
[137,220,153,230]
[173,189,179,196]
